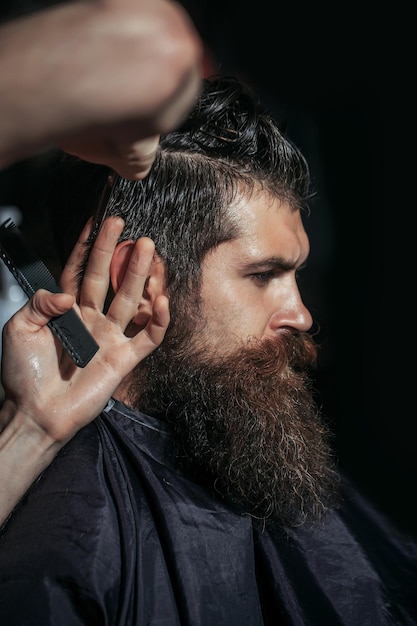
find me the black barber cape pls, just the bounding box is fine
[0,399,416,625]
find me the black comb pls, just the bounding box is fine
[0,218,99,367]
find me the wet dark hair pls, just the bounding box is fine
[49,75,311,303]
[105,75,311,299]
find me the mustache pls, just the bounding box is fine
[231,331,318,373]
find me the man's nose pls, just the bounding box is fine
[269,281,313,333]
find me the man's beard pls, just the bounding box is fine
[127,329,340,528]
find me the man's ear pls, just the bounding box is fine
[110,240,167,330]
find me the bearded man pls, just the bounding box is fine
[0,76,415,625]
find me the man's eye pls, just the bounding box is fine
[251,270,275,285]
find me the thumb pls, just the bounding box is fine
[26,290,75,328]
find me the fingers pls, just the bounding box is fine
[106,237,155,330]
[60,216,124,307]
[119,294,170,375]
[59,217,94,296]
[109,135,160,180]
[6,290,74,332]
[59,214,160,337]
[142,293,170,349]
[79,216,125,310]
[58,135,160,181]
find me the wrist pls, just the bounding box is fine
[0,401,64,526]
[0,399,63,450]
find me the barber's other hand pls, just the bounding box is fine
[60,135,161,181]
[0,0,203,178]
[0,217,169,445]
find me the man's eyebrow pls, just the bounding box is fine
[242,256,298,272]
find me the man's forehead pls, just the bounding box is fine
[209,191,309,268]
[228,190,301,235]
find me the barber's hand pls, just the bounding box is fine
[0,0,202,176]
[56,0,203,180]
[0,217,169,445]
[60,135,161,181]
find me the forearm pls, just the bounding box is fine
[0,402,63,526]
[0,1,103,166]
